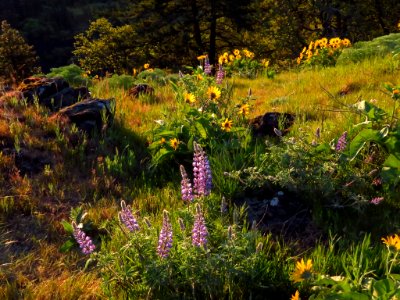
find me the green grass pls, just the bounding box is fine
[0,52,399,298]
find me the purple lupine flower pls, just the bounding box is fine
[370,197,384,205]
[192,204,208,248]
[336,131,348,152]
[180,165,194,202]
[204,56,212,75]
[72,221,96,255]
[216,64,225,84]
[193,142,212,197]
[157,210,173,258]
[119,200,140,232]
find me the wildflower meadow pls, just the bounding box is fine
[1,19,400,300]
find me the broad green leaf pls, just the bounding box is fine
[373,278,395,298]
[383,154,400,169]
[353,100,387,121]
[194,120,207,139]
[349,129,382,161]
[59,239,75,253]
[61,220,73,233]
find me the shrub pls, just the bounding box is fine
[73,18,139,76]
[0,20,41,85]
[296,37,352,68]
[46,64,90,87]
[217,49,272,78]
[337,33,400,65]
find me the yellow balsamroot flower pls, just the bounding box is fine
[197,54,207,60]
[221,118,233,132]
[160,137,166,145]
[291,258,313,283]
[236,54,242,60]
[342,38,351,47]
[169,138,179,150]
[207,86,221,101]
[229,54,235,62]
[243,49,251,58]
[319,37,328,47]
[291,290,300,300]
[144,63,150,69]
[382,234,400,251]
[308,41,314,50]
[262,59,269,68]
[218,55,228,65]
[197,74,203,81]
[184,92,196,104]
[238,104,250,116]
[233,49,240,56]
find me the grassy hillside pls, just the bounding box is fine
[0,52,399,299]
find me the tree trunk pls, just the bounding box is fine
[209,0,217,65]
[190,0,204,53]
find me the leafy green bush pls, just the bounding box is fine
[103,74,135,90]
[136,68,169,86]
[46,64,90,87]
[0,20,41,85]
[337,33,400,65]
[297,37,352,68]
[73,18,138,75]
[147,66,254,170]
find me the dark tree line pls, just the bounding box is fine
[0,0,399,72]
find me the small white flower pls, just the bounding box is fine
[154,119,165,125]
[277,191,284,197]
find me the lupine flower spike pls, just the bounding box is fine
[180,165,194,203]
[157,210,173,258]
[370,197,384,205]
[192,203,208,248]
[204,56,212,75]
[119,200,140,232]
[336,131,348,152]
[72,221,96,255]
[193,142,212,197]
[216,64,225,84]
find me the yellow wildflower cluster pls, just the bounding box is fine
[218,48,255,65]
[297,37,351,65]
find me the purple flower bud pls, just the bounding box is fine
[204,56,212,75]
[216,64,225,84]
[180,165,194,202]
[72,222,96,255]
[157,210,173,258]
[336,131,348,152]
[119,200,140,232]
[192,204,208,248]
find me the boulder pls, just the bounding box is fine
[128,84,154,98]
[250,112,295,137]
[41,86,90,111]
[18,77,69,103]
[17,76,90,111]
[55,98,115,135]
